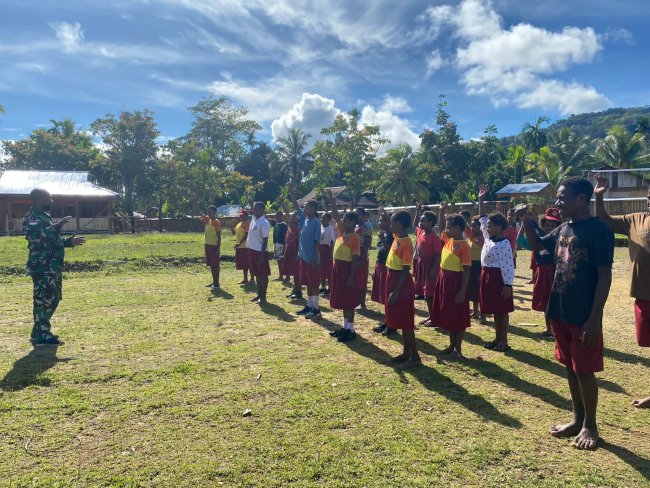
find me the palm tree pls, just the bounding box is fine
[376,145,428,205]
[547,127,593,173]
[504,145,529,183]
[520,116,550,153]
[525,147,572,188]
[595,125,650,168]
[274,128,312,185]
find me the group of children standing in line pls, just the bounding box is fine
[197,174,650,450]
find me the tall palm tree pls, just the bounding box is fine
[547,127,593,173]
[376,145,428,205]
[595,125,650,168]
[504,145,528,183]
[274,128,312,185]
[525,147,572,189]
[520,116,550,153]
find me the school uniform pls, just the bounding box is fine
[467,233,484,303]
[414,227,442,298]
[247,215,271,278]
[355,221,372,290]
[330,225,361,310]
[234,220,250,270]
[319,224,337,281]
[281,226,300,277]
[371,233,393,305]
[479,217,515,315]
[384,236,415,331]
[297,208,321,288]
[430,235,471,331]
[202,215,221,268]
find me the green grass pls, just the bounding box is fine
[0,235,649,487]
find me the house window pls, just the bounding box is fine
[53,205,76,218]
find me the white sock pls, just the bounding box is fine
[348,321,355,332]
[343,318,349,329]
[307,296,314,308]
[313,296,319,310]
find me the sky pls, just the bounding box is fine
[1,0,649,149]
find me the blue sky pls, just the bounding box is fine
[1,0,649,149]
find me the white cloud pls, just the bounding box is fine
[380,95,412,114]
[360,103,420,152]
[271,93,339,142]
[425,50,444,78]
[50,21,84,53]
[426,0,611,115]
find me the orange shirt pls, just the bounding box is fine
[386,235,414,271]
[440,234,471,272]
[202,216,222,246]
[333,223,361,262]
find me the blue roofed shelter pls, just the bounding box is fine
[0,170,118,235]
[495,182,556,199]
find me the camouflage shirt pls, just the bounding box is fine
[24,207,73,275]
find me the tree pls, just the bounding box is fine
[595,124,650,168]
[2,118,104,173]
[520,116,550,153]
[91,110,160,224]
[525,147,572,189]
[236,141,279,202]
[274,128,312,185]
[376,145,428,205]
[503,145,529,184]
[547,127,593,173]
[186,96,261,170]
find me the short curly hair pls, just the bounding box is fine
[391,210,411,230]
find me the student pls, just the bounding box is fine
[503,208,519,268]
[355,207,373,309]
[271,209,288,281]
[319,213,336,296]
[385,210,421,368]
[478,186,515,352]
[372,208,395,336]
[531,209,562,337]
[430,210,471,359]
[467,216,486,324]
[288,183,322,318]
[325,191,361,342]
[461,209,473,240]
[200,205,222,290]
[595,174,650,409]
[414,208,442,325]
[233,210,252,285]
[283,211,302,299]
[247,202,271,304]
[522,176,614,451]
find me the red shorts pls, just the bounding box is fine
[634,299,650,347]
[204,244,220,268]
[319,244,333,281]
[299,259,321,288]
[235,247,249,271]
[249,249,271,278]
[551,320,604,374]
[384,269,415,331]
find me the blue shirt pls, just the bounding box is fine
[297,208,320,264]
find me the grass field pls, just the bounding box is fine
[1,233,649,487]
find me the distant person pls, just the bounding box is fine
[232,210,252,285]
[247,202,271,304]
[271,209,288,282]
[282,210,302,300]
[319,212,336,296]
[467,216,486,324]
[200,205,221,290]
[595,174,650,409]
[503,208,519,268]
[414,206,442,325]
[24,188,85,347]
[355,207,373,309]
[372,208,395,336]
[522,177,614,450]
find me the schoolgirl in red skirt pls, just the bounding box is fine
[415,211,442,324]
[430,214,472,359]
[282,215,302,299]
[531,208,561,336]
[233,214,251,284]
[384,210,420,367]
[371,227,393,306]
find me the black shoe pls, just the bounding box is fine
[330,328,344,337]
[205,283,214,287]
[382,327,397,337]
[415,295,425,300]
[288,291,303,299]
[305,308,322,319]
[338,329,357,342]
[31,333,64,347]
[319,287,327,294]
[373,323,387,333]
[296,306,311,315]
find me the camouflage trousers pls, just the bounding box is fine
[31,272,62,338]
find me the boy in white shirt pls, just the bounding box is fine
[247,202,271,304]
[319,213,337,295]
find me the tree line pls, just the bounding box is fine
[2,96,650,217]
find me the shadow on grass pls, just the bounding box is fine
[0,347,71,391]
[313,316,521,427]
[208,288,234,301]
[601,440,650,481]
[258,302,297,322]
[356,308,384,320]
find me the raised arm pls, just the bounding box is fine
[325,189,340,223]
[517,207,545,253]
[438,201,448,234]
[412,202,423,230]
[478,184,488,217]
[594,174,617,228]
[287,182,299,211]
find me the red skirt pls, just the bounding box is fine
[635,299,650,347]
[299,258,321,288]
[356,257,369,289]
[319,244,333,281]
[204,244,220,268]
[532,263,554,312]
[468,260,482,302]
[530,252,537,270]
[384,269,415,330]
[281,242,299,276]
[249,249,271,277]
[371,262,387,304]
[430,269,470,331]
[330,260,361,310]
[235,247,249,270]
[415,254,438,297]
[480,266,514,315]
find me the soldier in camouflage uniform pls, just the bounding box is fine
[24,189,85,347]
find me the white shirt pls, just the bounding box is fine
[247,215,271,252]
[320,225,337,246]
[479,216,515,286]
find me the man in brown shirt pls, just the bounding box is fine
[595,174,650,408]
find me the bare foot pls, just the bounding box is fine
[257,299,268,306]
[238,280,248,285]
[572,426,599,450]
[419,318,431,326]
[391,353,409,363]
[632,396,650,409]
[403,356,422,368]
[448,350,465,360]
[250,296,260,302]
[550,420,583,438]
[538,330,554,338]
[439,346,454,355]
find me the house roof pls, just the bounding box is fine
[216,204,244,218]
[298,186,377,207]
[0,170,118,198]
[496,182,555,196]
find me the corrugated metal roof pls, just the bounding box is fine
[217,205,244,218]
[0,170,118,198]
[496,183,553,195]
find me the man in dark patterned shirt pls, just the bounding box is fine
[24,189,85,347]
